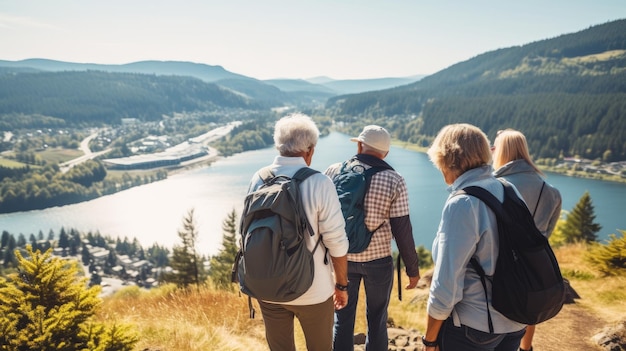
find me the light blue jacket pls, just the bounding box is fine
[427,166,526,334]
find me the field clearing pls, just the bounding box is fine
[36,147,83,164]
[0,157,27,168]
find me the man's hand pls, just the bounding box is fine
[405,275,420,289]
[334,289,348,310]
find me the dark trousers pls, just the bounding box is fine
[439,317,526,351]
[333,256,394,351]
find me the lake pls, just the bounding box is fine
[1,132,624,255]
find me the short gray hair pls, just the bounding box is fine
[274,113,319,156]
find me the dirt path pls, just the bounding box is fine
[531,303,605,350]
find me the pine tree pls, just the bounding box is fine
[81,243,91,266]
[3,235,16,268]
[58,229,70,251]
[67,229,81,256]
[0,245,138,351]
[164,209,204,288]
[561,191,602,243]
[1,230,10,248]
[209,209,240,290]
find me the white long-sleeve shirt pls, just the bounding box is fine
[247,155,349,305]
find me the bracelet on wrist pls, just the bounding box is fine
[421,335,438,347]
[335,282,349,291]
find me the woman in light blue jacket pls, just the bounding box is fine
[492,129,562,351]
[422,123,526,351]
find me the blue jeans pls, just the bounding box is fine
[439,317,526,351]
[333,256,394,351]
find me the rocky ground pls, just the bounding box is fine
[352,302,624,351]
[352,276,625,351]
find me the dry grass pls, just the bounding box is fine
[98,243,626,350]
[98,281,429,351]
[98,284,268,351]
[555,243,626,322]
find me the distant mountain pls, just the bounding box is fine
[0,59,425,99]
[262,76,424,95]
[326,19,626,162]
[0,59,249,83]
[215,78,289,107]
[317,76,424,94]
[0,70,262,126]
[262,79,336,94]
[306,76,336,84]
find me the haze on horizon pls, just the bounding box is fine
[1,0,626,80]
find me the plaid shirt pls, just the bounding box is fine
[325,157,411,262]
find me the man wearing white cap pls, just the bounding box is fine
[325,125,420,351]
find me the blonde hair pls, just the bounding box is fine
[427,123,492,178]
[273,113,319,156]
[492,129,543,175]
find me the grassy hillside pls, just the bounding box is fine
[98,243,626,351]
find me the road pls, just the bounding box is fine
[59,130,112,173]
[59,122,240,173]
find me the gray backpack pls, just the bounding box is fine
[232,166,321,308]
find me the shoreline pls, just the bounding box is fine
[1,138,623,217]
[392,140,626,185]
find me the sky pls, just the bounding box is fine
[1,1,626,80]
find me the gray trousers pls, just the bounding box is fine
[259,296,334,351]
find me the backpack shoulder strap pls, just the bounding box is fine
[355,153,394,171]
[353,154,395,196]
[532,181,546,218]
[461,185,506,219]
[258,166,318,184]
[291,167,321,243]
[458,184,506,334]
[292,166,320,182]
[258,166,274,183]
[469,256,494,333]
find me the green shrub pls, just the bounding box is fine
[0,245,138,351]
[561,268,595,280]
[584,230,626,276]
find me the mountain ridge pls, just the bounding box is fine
[325,18,626,162]
[0,58,423,96]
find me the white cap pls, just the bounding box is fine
[350,125,391,152]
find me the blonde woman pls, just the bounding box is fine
[492,129,562,351]
[422,123,526,351]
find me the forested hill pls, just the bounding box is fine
[0,71,264,126]
[326,19,626,162]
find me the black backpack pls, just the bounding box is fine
[332,155,392,253]
[232,166,321,309]
[460,180,565,332]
